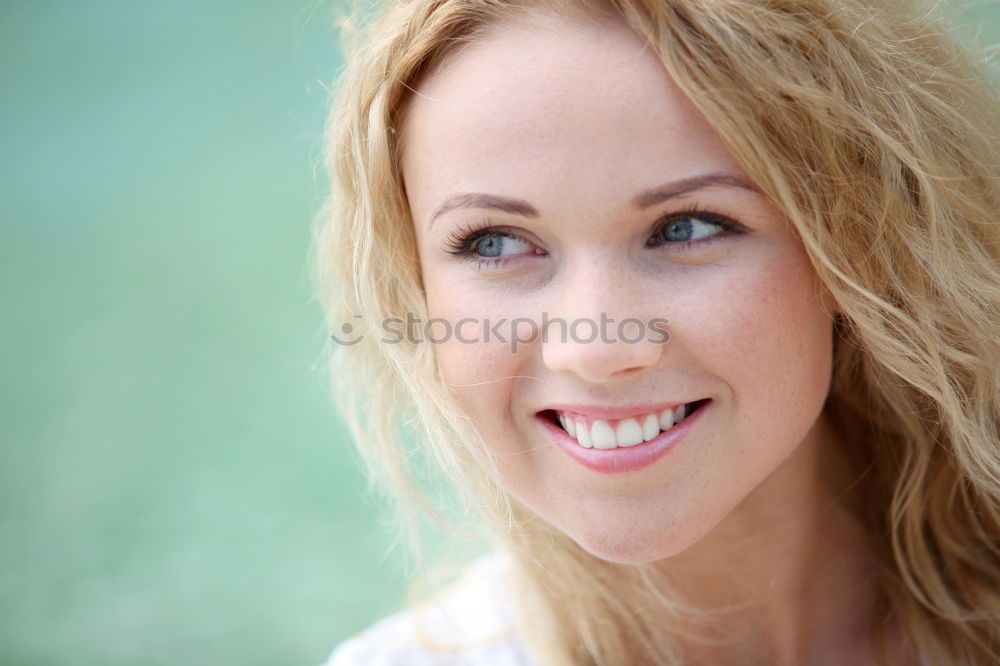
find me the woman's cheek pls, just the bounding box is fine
[425,281,521,406]
[713,250,834,444]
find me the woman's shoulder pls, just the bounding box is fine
[320,552,535,666]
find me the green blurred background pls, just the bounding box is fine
[0,1,997,665]
[0,2,407,665]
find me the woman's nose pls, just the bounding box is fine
[540,288,667,384]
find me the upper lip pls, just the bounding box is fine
[538,400,700,421]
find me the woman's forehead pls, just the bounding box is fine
[398,13,742,227]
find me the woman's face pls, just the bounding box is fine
[401,12,841,564]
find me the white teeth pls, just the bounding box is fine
[641,413,660,441]
[615,418,644,447]
[556,403,697,449]
[590,420,617,449]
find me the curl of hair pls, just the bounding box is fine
[313,1,1000,663]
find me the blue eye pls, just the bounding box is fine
[652,209,742,247]
[474,233,531,258]
[444,221,539,265]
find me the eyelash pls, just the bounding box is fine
[444,206,746,268]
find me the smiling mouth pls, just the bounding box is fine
[540,399,710,449]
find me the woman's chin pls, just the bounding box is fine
[568,523,706,566]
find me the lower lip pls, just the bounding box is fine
[538,401,710,474]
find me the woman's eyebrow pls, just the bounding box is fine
[632,172,761,209]
[428,171,760,228]
[429,193,540,228]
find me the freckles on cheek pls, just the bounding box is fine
[433,330,521,421]
[733,264,835,454]
[699,252,831,394]
[425,279,527,390]
[436,339,510,389]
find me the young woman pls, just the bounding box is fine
[314,0,1000,663]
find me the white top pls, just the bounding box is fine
[321,553,535,666]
